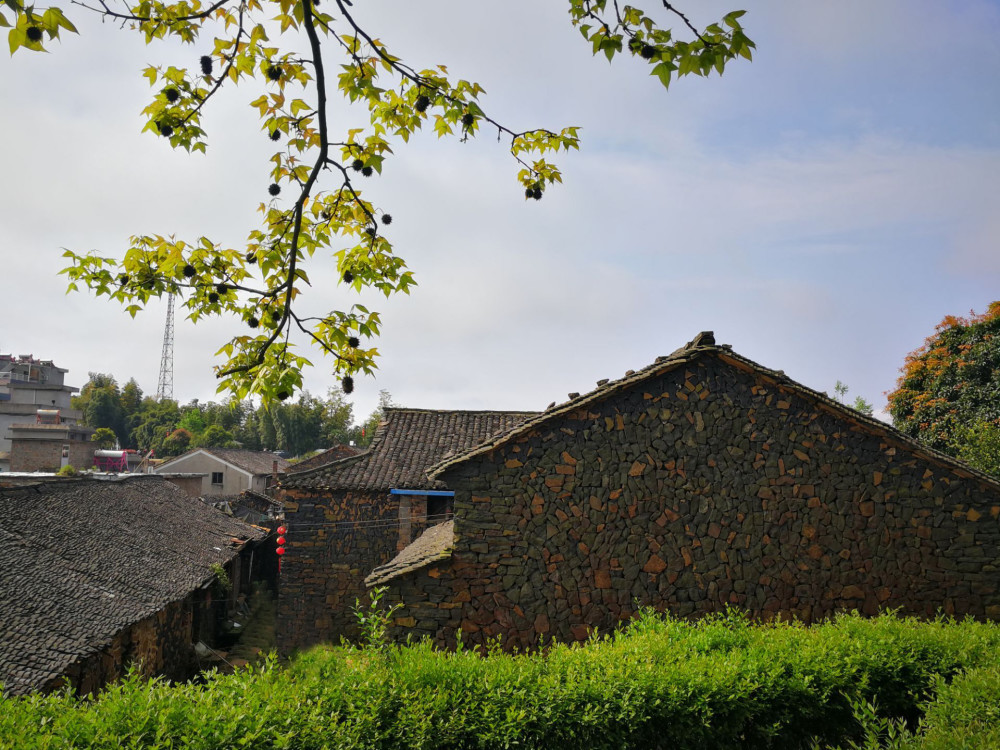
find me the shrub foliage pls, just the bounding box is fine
[3,611,999,749]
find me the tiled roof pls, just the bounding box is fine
[204,449,291,475]
[365,520,455,587]
[281,408,538,491]
[206,490,283,524]
[429,332,1000,489]
[285,444,362,474]
[0,475,267,696]
[157,449,290,476]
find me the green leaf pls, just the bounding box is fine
[8,25,24,54]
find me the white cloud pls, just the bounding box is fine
[0,2,998,426]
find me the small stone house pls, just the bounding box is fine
[366,332,1000,649]
[154,448,290,497]
[278,408,537,651]
[0,475,268,696]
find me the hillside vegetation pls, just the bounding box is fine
[3,611,1000,749]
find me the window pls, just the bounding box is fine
[211,472,224,485]
[427,495,454,522]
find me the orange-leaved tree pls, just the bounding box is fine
[888,302,1000,474]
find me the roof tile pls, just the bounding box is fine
[281,409,537,491]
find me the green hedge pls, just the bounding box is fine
[3,611,1000,749]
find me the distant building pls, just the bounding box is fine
[153,448,291,496]
[0,355,89,472]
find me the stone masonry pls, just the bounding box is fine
[372,336,1000,649]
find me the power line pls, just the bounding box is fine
[283,514,453,532]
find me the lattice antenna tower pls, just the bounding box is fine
[156,294,175,401]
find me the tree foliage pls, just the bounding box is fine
[74,372,370,456]
[4,0,752,403]
[888,302,1000,467]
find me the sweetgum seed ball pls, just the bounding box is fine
[268,183,281,196]
[26,26,43,42]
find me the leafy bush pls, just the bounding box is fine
[3,612,1000,749]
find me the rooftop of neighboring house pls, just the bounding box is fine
[0,475,267,696]
[205,489,284,524]
[285,444,362,475]
[155,448,291,477]
[281,408,540,492]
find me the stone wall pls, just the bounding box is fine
[382,354,1000,649]
[277,489,402,651]
[55,596,196,696]
[10,434,94,472]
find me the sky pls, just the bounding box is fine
[1,0,998,426]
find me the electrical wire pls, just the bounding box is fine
[282,513,453,532]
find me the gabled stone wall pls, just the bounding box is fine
[277,489,401,651]
[382,354,1000,649]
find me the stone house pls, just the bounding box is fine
[278,408,537,651]
[365,332,1000,650]
[154,448,290,497]
[0,475,269,696]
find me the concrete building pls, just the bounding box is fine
[0,355,88,472]
[154,448,290,497]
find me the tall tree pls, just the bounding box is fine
[888,302,1000,458]
[5,0,752,402]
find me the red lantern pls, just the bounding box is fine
[276,525,287,535]
[276,546,286,556]
[276,535,287,545]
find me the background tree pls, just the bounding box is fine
[832,380,874,417]
[354,388,394,447]
[161,427,193,456]
[4,0,752,402]
[73,373,128,445]
[90,427,119,449]
[194,423,238,448]
[130,398,182,455]
[888,302,1000,462]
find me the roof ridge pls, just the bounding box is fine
[384,407,541,416]
[427,332,1000,491]
[427,333,715,478]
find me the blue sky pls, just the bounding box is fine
[0,1,997,424]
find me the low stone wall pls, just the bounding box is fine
[382,355,1000,649]
[277,489,401,651]
[55,597,195,696]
